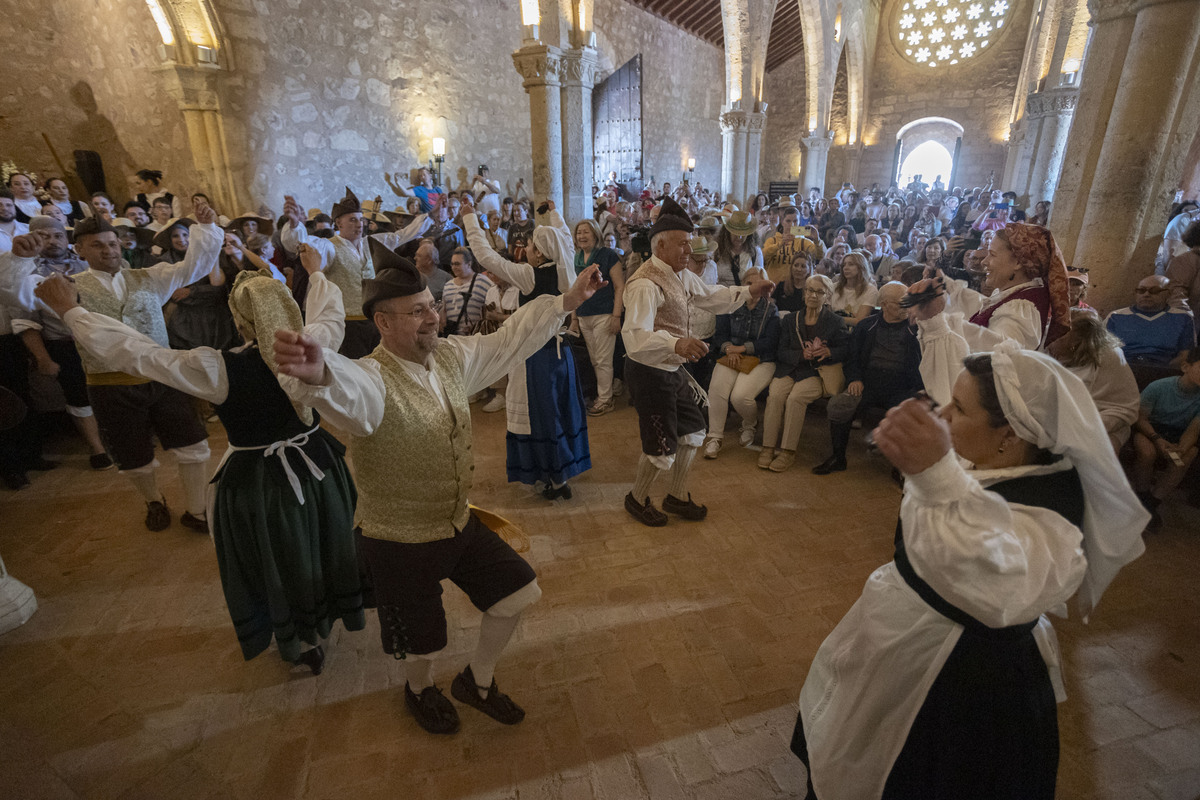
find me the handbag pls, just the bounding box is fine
[794,311,846,396]
[717,299,771,375]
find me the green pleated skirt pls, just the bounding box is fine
[211,428,364,663]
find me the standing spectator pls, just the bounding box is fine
[571,218,624,416]
[714,212,766,287]
[131,169,182,217]
[440,247,493,337]
[1165,220,1200,331]
[1067,267,1092,309]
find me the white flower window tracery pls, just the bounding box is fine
[897,0,1010,67]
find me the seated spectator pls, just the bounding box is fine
[760,274,850,472]
[773,252,814,315]
[812,282,921,474]
[6,173,42,222]
[38,202,68,228]
[121,201,150,227]
[146,196,174,231]
[1047,308,1140,452]
[815,242,849,278]
[703,294,780,458]
[43,177,91,226]
[414,238,450,300]
[113,217,155,269]
[89,192,115,222]
[830,252,879,327]
[1129,348,1200,528]
[714,212,765,287]
[1165,219,1200,331]
[1067,267,1092,309]
[864,233,899,285]
[1028,200,1051,226]
[1106,275,1195,387]
[440,247,493,337]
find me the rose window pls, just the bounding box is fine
[896,0,1010,67]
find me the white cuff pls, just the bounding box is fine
[903,450,974,505]
[916,312,950,338]
[62,306,89,326]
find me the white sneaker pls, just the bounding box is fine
[703,438,722,459]
[482,394,506,413]
[739,428,755,447]
[469,390,488,404]
[587,399,615,416]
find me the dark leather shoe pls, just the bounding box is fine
[405,683,460,734]
[662,493,708,520]
[812,456,847,475]
[451,665,525,725]
[297,646,325,676]
[541,483,573,500]
[89,453,115,470]
[180,511,209,533]
[624,492,668,527]
[145,499,171,532]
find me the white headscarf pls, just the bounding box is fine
[988,340,1148,621]
[531,223,577,293]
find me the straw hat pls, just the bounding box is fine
[724,211,758,237]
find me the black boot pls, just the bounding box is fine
[814,424,852,474]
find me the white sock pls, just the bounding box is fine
[406,656,434,692]
[470,612,521,699]
[668,445,699,499]
[631,454,663,503]
[125,468,161,504]
[177,461,209,517]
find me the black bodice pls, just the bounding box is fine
[518,262,561,305]
[215,346,318,447]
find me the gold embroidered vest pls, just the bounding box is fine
[73,270,163,385]
[353,344,473,544]
[629,256,689,338]
[326,236,374,318]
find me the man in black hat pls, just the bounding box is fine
[3,206,222,531]
[621,197,774,526]
[279,188,432,359]
[274,241,607,735]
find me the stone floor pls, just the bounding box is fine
[1,401,1198,800]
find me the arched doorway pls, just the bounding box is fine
[893,116,964,190]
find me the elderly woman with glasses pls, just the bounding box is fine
[759,274,850,472]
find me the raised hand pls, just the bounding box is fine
[10,233,41,259]
[874,396,951,475]
[746,277,776,300]
[193,199,216,225]
[298,243,323,276]
[33,274,80,317]
[562,264,608,313]
[283,195,305,230]
[274,330,326,385]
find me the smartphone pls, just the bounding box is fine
[790,226,805,238]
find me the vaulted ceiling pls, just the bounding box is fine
[621,0,806,72]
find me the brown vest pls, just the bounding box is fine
[629,256,690,338]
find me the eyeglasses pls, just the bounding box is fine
[1135,287,1167,295]
[803,287,827,296]
[381,301,443,318]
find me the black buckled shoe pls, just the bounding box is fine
[662,493,708,521]
[145,499,171,532]
[451,665,526,725]
[405,683,460,735]
[812,456,847,475]
[624,492,668,527]
[89,453,115,471]
[296,645,325,676]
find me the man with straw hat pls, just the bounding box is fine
[34,246,360,675]
[273,240,607,735]
[621,196,775,526]
[4,207,223,532]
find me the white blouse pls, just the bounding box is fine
[798,453,1087,800]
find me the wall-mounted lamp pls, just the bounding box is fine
[1062,58,1081,74]
[432,138,446,186]
[195,44,217,64]
[686,157,696,183]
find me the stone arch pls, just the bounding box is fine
[146,0,231,65]
[896,116,964,187]
[840,5,869,145]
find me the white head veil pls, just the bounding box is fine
[988,340,1148,621]
[531,223,577,293]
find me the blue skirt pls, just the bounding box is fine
[506,338,591,485]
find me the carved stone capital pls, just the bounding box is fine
[1087,0,1139,25]
[512,46,564,89]
[719,109,767,134]
[1025,87,1079,118]
[559,46,601,88]
[800,135,832,152]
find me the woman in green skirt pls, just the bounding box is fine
[35,248,362,674]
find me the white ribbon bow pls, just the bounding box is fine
[261,427,326,505]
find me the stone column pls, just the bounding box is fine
[1058,0,1200,311]
[720,107,766,206]
[158,63,241,213]
[513,45,565,210]
[800,135,833,197]
[1021,87,1079,206]
[559,46,599,224]
[843,144,863,187]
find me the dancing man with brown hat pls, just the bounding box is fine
[621,197,775,526]
[273,240,607,735]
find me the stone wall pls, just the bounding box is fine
[0,0,201,208]
[759,52,808,186]
[857,0,1033,191]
